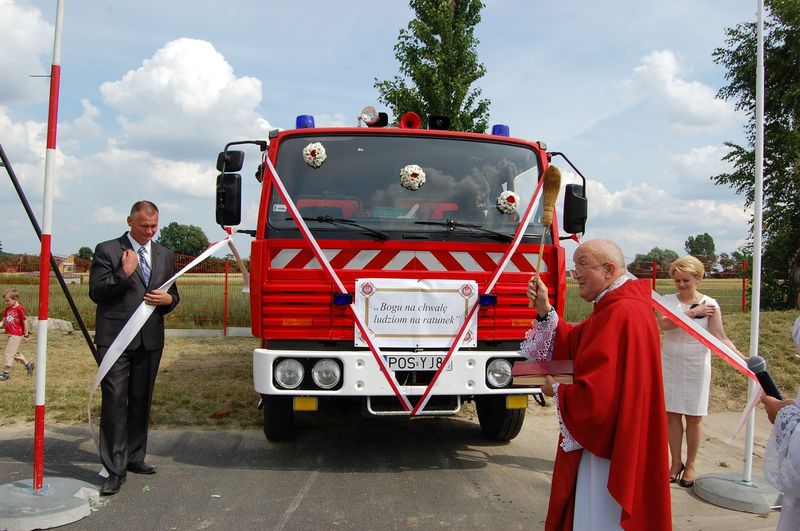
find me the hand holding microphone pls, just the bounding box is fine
[747,355,783,399]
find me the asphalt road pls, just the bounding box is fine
[0,407,781,530]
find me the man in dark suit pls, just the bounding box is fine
[89,200,179,496]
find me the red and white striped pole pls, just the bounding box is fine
[33,0,64,493]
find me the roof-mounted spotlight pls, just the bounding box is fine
[427,115,450,130]
[359,106,388,127]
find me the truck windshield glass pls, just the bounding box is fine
[267,134,543,240]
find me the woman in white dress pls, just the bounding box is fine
[656,255,742,487]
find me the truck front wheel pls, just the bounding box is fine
[475,395,525,442]
[263,395,296,441]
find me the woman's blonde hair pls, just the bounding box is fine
[669,255,705,280]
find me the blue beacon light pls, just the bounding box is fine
[333,293,353,306]
[479,294,498,306]
[296,115,316,128]
[491,124,510,137]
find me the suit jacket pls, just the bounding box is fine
[89,233,180,352]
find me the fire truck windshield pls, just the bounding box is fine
[267,133,544,241]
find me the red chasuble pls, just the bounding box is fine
[545,279,671,530]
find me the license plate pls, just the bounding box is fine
[384,355,453,371]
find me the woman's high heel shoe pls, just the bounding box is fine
[679,466,695,488]
[669,464,685,484]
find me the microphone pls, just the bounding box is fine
[747,355,783,399]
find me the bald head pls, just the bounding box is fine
[577,239,625,271]
[572,239,627,301]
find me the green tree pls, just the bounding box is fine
[685,233,717,272]
[712,0,800,308]
[718,249,751,275]
[374,0,490,132]
[157,222,210,257]
[77,246,93,260]
[627,247,679,277]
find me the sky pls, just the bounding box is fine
[0,0,758,263]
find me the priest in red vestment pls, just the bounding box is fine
[520,239,671,530]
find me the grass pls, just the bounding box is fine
[0,335,263,429]
[0,273,251,329]
[0,309,797,428]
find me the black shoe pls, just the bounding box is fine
[679,467,695,488]
[100,473,126,495]
[127,461,157,474]
[669,464,685,484]
[26,362,35,376]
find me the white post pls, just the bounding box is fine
[743,0,765,484]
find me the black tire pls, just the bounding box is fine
[475,395,526,442]
[263,395,296,441]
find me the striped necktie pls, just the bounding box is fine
[138,247,151,285]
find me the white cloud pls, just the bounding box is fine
[633,50,736,128]
[0,106,80,199]
[0,0,51,103]
[668,145,736,199]
[575,178,748,258]
[94,206,121,223]
[58,99,103,153]
[671,145,732,177]
[99,38,270,159]
[90,147,217,198]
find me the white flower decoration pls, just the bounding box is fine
[400,164,426,191]
[496,191,521,214]
[303,142,327,168]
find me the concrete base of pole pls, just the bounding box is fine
[694,472,780,515]
[0,477,100,530]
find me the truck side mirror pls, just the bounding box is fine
[562,184,587,234]
[216,173,242,226]
[216,150,245,172]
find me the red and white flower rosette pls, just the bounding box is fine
[496,190,520,214]
[303,142,327,168]
[400,164,426,191]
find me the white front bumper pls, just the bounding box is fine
[253,349,539,396]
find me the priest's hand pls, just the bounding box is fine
[528,275,552,318]
[541,374,556,397]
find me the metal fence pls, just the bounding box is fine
[0,254,250,330]
[564,258,749,322]
[0,254,750,330]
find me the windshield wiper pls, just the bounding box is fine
[414,219,513,243]
[289,215,389,240]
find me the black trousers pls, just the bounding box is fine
[98,345,162,476]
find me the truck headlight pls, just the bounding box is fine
[312,359,341,389]
[486,359,513,388]
[275,359,304,389]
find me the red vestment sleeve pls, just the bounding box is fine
[545,279,671,531]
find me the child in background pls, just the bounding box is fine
[1,288,34,381]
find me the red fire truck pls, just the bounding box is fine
[215,110,587,441]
